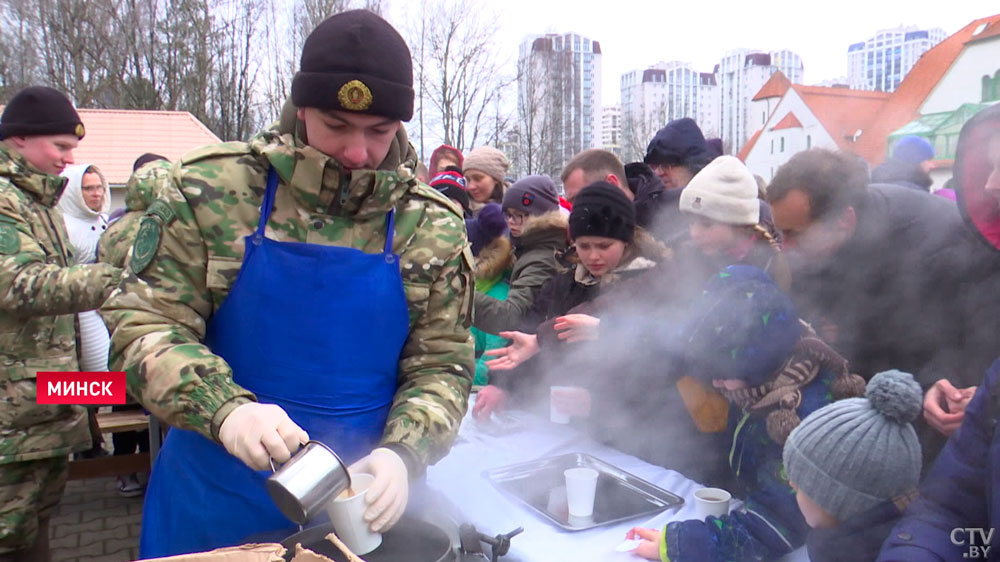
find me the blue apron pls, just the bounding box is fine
[139,168,410,558]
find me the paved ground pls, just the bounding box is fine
[50,477,143,562]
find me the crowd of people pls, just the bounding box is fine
[2,8,1000,562]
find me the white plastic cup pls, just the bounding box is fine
[325,472,382,555]
[550,386,573,424]
[693,487,732,519]
[564,467,599,517]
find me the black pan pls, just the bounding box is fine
[281,517,456,562]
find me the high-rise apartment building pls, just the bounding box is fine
[848,26,946,92]
[602,105,621,157]
[619,61,718,162]
[717,49,804,155]
[516,33,602,178]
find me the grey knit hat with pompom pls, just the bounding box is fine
[782,370,923,521]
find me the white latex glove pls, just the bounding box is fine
[218,402,309,471]
[348,447,409,532]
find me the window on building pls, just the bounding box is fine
[780,137,785,152]
[983,70,1000,102]
[806,135,811,149]
[770,139,774,154]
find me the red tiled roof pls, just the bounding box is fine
[752,71,792,101]
[771,112,804,130]
[738,129,762,162]
[855,13,1000,163]
[968,18,1000,44]
[75,109,220,185]
[792,84,890,152]
[0,107,222,185]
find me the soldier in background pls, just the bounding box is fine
[0,86,123,562]
[97,154,171,269]
[101,10,474,558]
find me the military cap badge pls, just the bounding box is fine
[74,123,85,139]
[338,80,373,111]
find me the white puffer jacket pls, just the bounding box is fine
[58,164,112,371]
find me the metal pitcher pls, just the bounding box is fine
[266,440,352,525]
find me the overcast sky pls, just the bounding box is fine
[395,0,999,106]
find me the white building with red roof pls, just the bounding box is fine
[740,74,889,181]
[741,13,1000,189]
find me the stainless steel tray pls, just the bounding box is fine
[483,452,684,531]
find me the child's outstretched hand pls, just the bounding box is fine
[625,527,662,560]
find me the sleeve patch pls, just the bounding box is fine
[129,217,162,274]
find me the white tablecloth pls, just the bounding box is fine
[425,394,812,562]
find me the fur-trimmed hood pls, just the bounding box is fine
[513,210,568,254]
[475,235,513,280]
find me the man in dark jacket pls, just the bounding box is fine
[640,118,713,246]
[768,148,998,466]
[870,135,935,192]
[877,101,1000,562]
[643,117,711,191]
[624,162,686,246]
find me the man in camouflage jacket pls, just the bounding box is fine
[101,10,473,554]
[0,86,122,559]
[97,157,171,269]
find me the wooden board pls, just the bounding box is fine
[68,452,150,480]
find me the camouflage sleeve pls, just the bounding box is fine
[100,165,254,441]
[380,218,474,471]
[97,212,141,269]
[0,196,121,317]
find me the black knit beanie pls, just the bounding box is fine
[569,182,636,243]
[429,166,471,215]
[0,86,85,140]
[291,10,414,121]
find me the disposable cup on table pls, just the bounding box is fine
[564,467,598,517]
[693,487,731,519]
[325,472,382,555]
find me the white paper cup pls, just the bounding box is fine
[694,487,731,519]
[550,386,572,424]
[564,467,599,517]
[325,473,382,555]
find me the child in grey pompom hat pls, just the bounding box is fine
[782,369,923,562]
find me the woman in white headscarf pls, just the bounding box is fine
[58,163,112,371]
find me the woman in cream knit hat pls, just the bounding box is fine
[463,146,510,214]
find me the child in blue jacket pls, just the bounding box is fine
[629,266,865,561]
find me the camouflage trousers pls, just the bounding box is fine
[0,457,67,554]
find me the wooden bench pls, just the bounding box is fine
[68,410,152,480]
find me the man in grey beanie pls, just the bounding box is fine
[783,370,924,562]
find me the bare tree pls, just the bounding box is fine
[260,0,386,126]
[0,0,41,99]
[416,0,513,154]
[620,100,669,163]
[205,0,264,140]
